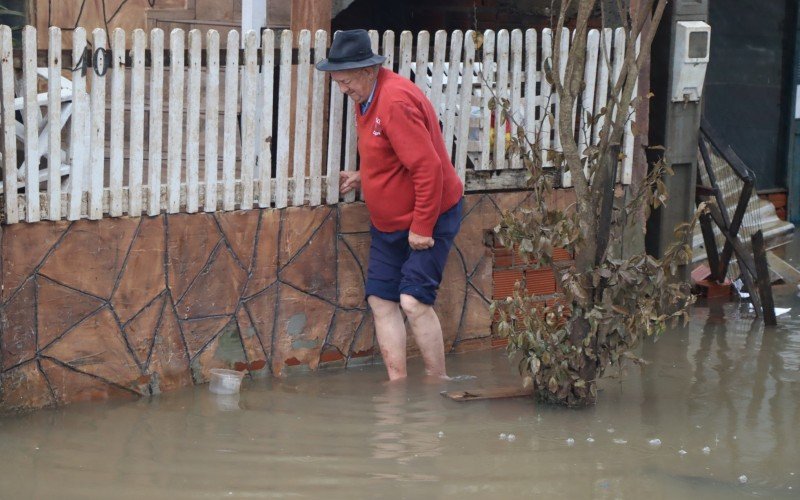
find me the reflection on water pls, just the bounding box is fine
[1,291,799,498]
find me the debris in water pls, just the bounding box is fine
[738,475,748,484]
[648,438,662,447]
[437,431,445,438]
[607,428,615,433]
[613,438,627,445]
[566,438,575,446]
[499,433,507,440]
[586,437,595,443]
[507,434,516,442]
[678,449,687,456]
[702,446,711,454]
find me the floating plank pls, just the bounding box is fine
[442,386,534,402]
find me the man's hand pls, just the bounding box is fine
[339,171,361,195]
[409,231,434,250]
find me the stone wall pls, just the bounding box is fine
[0,192,548,412]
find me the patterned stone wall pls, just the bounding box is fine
[0,192,552,412]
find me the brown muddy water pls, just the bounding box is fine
[1,295,799,498]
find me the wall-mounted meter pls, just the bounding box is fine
[671,21,711,102]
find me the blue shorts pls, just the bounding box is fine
[365,199,463,305]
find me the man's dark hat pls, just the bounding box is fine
[316,29,386,71]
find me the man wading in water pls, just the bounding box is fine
[316,30,464,381]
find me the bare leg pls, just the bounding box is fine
[400,294,447,378]
[368,296,408,381]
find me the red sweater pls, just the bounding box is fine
[356,68,464,237]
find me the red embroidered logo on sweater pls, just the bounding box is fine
[372,117,382,136]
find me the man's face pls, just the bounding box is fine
[330,67,375,104]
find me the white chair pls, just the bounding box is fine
[1,68,73,193]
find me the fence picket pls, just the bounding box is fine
[326,85,343,205]
[204,30,220,212]
[109,28,126,217]
[309,30,327,206]
[494,29,509,171]
[0,26,17,223]
[21,27,40,222]
[343,97,357,203]
[87,29,108,220]
[398,31,413,79]
[257,29,274,208]
[524,29,537,164]
[167,29,185,213]
[45,27,63,220]
[430,30,447,120]
[292,29,311,207]
[539,28,552,168]
[414,31,430,96]
[509,29,523,170]
[185,29,201,213]
[382,30,394,70]
[479,30,495,171]
[593,28,612,146]
[240,30,258,209]
[128,29,146,217]
[66,28,87,220]
[147,28,164,216]
[275,30,292,208]
[222,30,239,211]
[455,30,476,182]
[442,30,463,159]
[622,35,640,184]
[578,29,600,181]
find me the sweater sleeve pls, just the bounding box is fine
[384,99,443,237]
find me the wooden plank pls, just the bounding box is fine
[555,28,569,186]
[414,31,430,96]
[524,28,538,163]
[442,30,463,159]
[767,251,800,285]
[257,29,275,208]
[240,30,258,209]
[309,29,327,206]
[752,230,777,326]
[442,386,534,402]
[577,29,599,181]
[88,28,107,220]
[185,29,202,213]
[509,29,523,170]
[479,30,495,171]
[275,30,293,208]
[22,27,41,222]
[382,30,394,70]
[222,30,240,211]
[292,29,311,207]
[494,29,510,171]
[610,28,625,183]
[128,29,146,218]
[46,27,62,221]
[622,34,639,185]
[454,30,476,182]
[167,29,185,214]
[430,30,447,120]
[66,29,87,221]
[204,29,220,212]
[109,28,126,217]
[325,81,343,205]
[147,28,164,216]
[398,30,413,79]
[592,28,612,146]
[0,26,18,223]
[539,28,553,168]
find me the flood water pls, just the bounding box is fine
[1,292,799,498]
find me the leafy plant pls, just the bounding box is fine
[487,0,706,407]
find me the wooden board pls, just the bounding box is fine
[442,386,533,402]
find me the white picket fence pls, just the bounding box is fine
[0,25,636,224]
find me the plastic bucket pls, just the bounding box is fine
[208,368,245,395]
